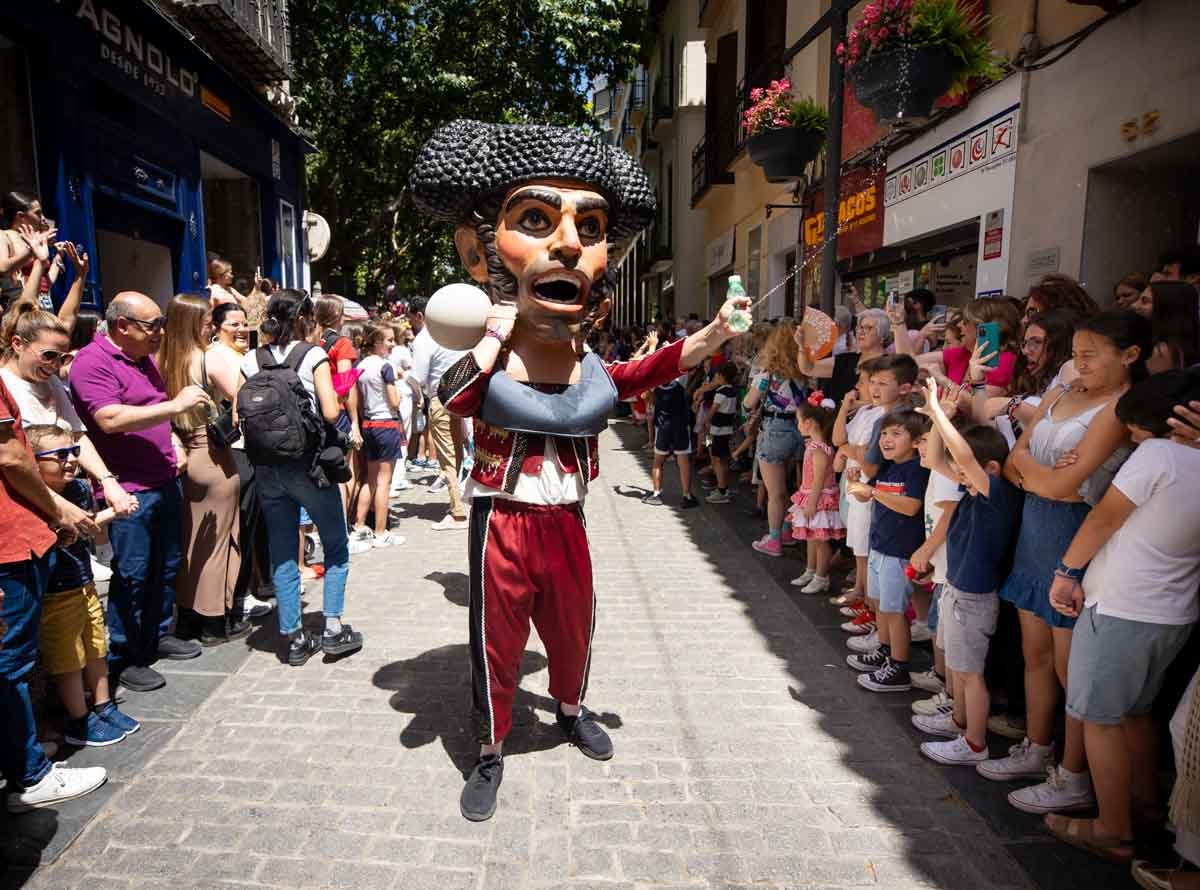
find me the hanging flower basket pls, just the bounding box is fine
[746,128,825,182]
[850,44,956,120]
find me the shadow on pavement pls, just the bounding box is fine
[425,570,469,608]
[371,644,621,776]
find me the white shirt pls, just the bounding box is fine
[411,327,467,399]
[845,405,884,473]
[240,342,330,410]
[924,471,964,585]
[0,369,84,432]
[1083,439,1200,625]
[356,354,398,421]
[463,438,586,506]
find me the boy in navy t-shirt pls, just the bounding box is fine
[910,379,1022,765]
[846,410,930,692]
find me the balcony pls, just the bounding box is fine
[651,73,675,136]
[690,132,734,206]
[173,0,291,83]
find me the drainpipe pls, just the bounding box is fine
[819,8,848,317]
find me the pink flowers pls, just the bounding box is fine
[837,0,919,68]
[743,80,826,137]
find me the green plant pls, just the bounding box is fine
[837,0,1005,97]
[743,79,829,137]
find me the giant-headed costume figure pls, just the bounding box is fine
[410,120,749,821]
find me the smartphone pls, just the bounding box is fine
[930,305,948,322]
[978,321,1001,368]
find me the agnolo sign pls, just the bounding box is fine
[75,0,199,100]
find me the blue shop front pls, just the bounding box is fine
[0,0,309,309]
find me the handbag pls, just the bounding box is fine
[202,352,241,448]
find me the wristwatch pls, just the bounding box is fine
[1054,560,1085,581]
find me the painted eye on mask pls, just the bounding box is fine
[519,208,552,232]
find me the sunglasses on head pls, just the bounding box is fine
[122,315,167,333]
[34,444,81,462]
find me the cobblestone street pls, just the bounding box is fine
[14,423,1102,889]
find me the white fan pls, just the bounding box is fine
[304,211,331,263]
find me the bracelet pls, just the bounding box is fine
[483,328,505,343]
[1054,561,1085,581]
[98,473,118,482]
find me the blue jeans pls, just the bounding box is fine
[0,554,54,789]
[107,480,184,672]
[257,462,350,635]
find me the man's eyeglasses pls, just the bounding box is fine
[34,445,81,462]
[122,315,166,333]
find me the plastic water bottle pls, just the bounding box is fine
[727,275,752,333]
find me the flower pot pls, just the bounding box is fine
[850,44,956,121]
[745,128,824,183]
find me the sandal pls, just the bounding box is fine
[1044,814,1134,864]
[1132,860,1200,890]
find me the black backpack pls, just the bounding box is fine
[237,344,324,466]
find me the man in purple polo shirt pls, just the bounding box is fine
[70,292,208,692]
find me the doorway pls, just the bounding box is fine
[93,193,181,307]
[201,151,262,287]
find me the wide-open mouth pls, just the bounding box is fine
[530,270,589,305]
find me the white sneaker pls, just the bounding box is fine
[910,620,932,643]
[89,556,113,583]
[987,714,1028,740]
[976,737,1055,782]
[841,617,876,635]
[846,630,879,653]
[347,536,373,555]
[912,690,954,717]
[390,477,412,493]
[921,736,987,766]
[789,570,815,588]
[241,592,275,619]
[350,526,373,542]
[371,532,406,548]
[6,763,107,813]
[911,670,945,694]
[705,490,732,504]
[429,476,449,493]
[431,515,468,531]
[911,710,960,739]
[1007,765,1095,814]
[800,576,831,594]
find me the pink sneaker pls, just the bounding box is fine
[751,536,782,557]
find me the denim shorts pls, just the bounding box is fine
[756,415,803,465]
[868,550,911,614]
[999,494,1090,630]
[1066,606,1191,724]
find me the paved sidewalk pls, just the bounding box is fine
[17,424,1050,889]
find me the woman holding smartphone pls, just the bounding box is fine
[889,297,1021,395]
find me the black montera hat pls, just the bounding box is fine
[409,120,656,242]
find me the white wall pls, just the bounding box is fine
[884,75,1020,298]
[96,230,174,309]
[1007,0,1200,295]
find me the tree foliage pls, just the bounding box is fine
[290,0,648,303]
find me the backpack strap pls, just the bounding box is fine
[255,347,276,371]
[285,342,316,372]
[321,330,340,354]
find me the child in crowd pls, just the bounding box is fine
[30,425,140,747]
[841,354,920,655]
[643,357,697,509]
[704,363,740,504]
[1042,369,1200,863]
[909,421,964,706]
[846,408,930,692]
[788,393,845,594]
[910,379,1023,764]
[832,360,886,607]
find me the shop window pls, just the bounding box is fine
[279,199,297,289]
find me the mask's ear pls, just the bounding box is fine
[454,225,488,285]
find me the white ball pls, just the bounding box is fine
[425,283,492,351]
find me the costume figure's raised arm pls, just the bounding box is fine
[605,339,685,402]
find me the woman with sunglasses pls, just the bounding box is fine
[157,294,245,645]
[0,304,138,529]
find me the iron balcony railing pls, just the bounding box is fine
[173,0,291,83]
[651,73,675,127]
[691,132,734,205]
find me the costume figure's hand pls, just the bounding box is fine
[485,303,518,343]
[716,296,752,338]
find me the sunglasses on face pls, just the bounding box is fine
[122,315,166,333]
[26,346,66,364]
[35,444,81,462]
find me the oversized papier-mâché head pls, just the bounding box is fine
[409,120,656,344]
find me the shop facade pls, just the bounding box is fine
[0,0,308,309]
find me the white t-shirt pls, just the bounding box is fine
[1083,439,1200,625]
[356,354,397,421]
[240,343,330,410]
[0,368,84,432]
[845,405,884,472]
[924,471,964,585]
[411,327,467,398]
[464,437,585,506]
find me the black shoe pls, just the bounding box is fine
[286,631,322,667]
[156,634,202,660]
[201,617,251,646]
[174,609,203,641]
[556,705,613,761]
[460,754,503,822]
[641,492,663,506]
[118,665,165,692]
[679,495,699,509]
[321,625,363,657]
